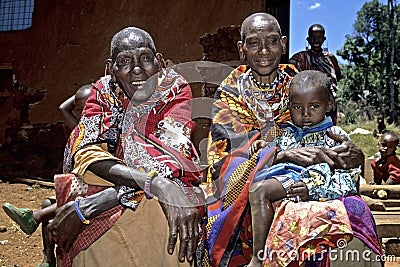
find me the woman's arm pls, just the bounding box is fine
[89,160,200,262]
[49,160,200,263]
[48,188,118,254]
[274,138,364,170]
[48,161,151,255]
[89,160,144,189]
[274,146,344,168]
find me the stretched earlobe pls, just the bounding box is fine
[240,52,246,62]
[328,100,334,112]
[105,59,113,77]
[106,59,117,85]
[156,53,166,69]
[237,41,246,62]
[156,53,167,78]
[104,63,109,77]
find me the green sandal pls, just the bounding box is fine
[2,202,39,235]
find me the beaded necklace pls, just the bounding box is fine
[242,69,288,124]
[249,71,280,101]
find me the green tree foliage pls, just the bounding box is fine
[337,0,399,124]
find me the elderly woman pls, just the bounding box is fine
[200,13,382,267]
[48,27,203,266]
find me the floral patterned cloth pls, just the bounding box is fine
[263,199,353,267]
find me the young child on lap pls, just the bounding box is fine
[247,70,360,267]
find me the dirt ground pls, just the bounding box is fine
[0,180,55,267]
[0,170,399,267]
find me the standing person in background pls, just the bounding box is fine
[376,114,386,136]
[3,84,92,267]
[289,23,341,124]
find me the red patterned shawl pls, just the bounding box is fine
[56,68,203,267]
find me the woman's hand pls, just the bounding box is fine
[286,182,309,201]
[248,140,267,157]
[275,131,364,170]
[152,177,200,263]
[331,141,364,168]
[48,188,119,256]
[327,130,365,168]
[48,201,85,256]
[275,146,346,169]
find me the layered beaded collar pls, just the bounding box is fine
[237,66,291,126]
[249,70,280,91]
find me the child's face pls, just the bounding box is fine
[377,133,398,157]
[289,84,332,128]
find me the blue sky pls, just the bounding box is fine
[289,0,385,61]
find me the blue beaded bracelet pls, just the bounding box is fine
[74,197,90,225]
[144,170,158,199]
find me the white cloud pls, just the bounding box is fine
[308,2,321,10]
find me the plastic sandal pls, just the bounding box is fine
[2,202,39,235]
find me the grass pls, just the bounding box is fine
[339,120,400,158]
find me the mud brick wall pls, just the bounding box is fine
[0,0,290,181]
[200,26,241,63]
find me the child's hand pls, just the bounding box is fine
[287,182,309,202]
[248,140,267,157]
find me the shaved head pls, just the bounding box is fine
[110,27,156,62]
[240,13,282,40]
[308,24,325,36]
